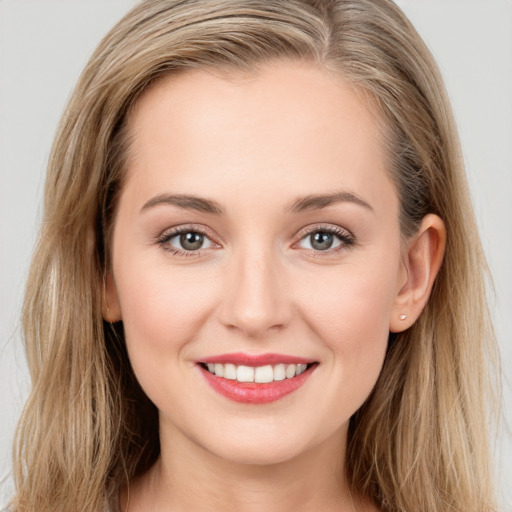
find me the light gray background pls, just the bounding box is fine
[1,0,511,507]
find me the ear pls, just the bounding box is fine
[389,214,446,333]
[102,273,122,322]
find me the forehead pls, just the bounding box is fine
[122,60,397,216]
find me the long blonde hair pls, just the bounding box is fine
[12,1,500,511]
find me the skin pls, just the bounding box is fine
[105,61,445,511]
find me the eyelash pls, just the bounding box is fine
[155,224,356,257]
[155,225,217,257]
[295,224,356,254]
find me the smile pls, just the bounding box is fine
[197,353,317,404]
[202,362,308,382]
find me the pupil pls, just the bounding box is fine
[311,232,333,250]
[180,232,203,250]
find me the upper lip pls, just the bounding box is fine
[198,352,316,366]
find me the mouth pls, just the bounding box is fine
[200,361,311,382]
[197,354,318,404]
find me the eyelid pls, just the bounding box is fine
[155,224,221,254]
[154,222,355,256]
[293,224,356,251]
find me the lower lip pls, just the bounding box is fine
[198,364,316,404]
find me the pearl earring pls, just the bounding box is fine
[399,314,407,320]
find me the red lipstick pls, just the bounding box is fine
[197,353,317,404]
[200,352,315,366]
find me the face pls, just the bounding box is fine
[106,61,407,466]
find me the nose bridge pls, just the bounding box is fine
[219,240,290,337]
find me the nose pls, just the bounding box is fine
[217,245,292,338]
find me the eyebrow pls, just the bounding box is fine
[140,194,223,215]
[140,190,373,216]
[289,191,374,213]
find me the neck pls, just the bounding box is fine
[121,421,370,512]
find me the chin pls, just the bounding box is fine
[211,442,307,467]
[197,424,338,468]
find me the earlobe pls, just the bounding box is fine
[102,273,122,322]
[389,214,446,333]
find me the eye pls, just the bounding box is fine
[158,229,214,253]
[297,227,354,252]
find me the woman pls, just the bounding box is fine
[8,0,500,511]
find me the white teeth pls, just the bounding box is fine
[296,364,307,375]
[214,363,224,377]
[273,364,286,381]
[224,363,237,380]
[285,364,297,379]
[237,365,254,382]
[204,362,311,382]
[254,365,274,383]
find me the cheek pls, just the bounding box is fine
[113,259,220,374]
[294,256,399,403]
[299,264,396,345]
